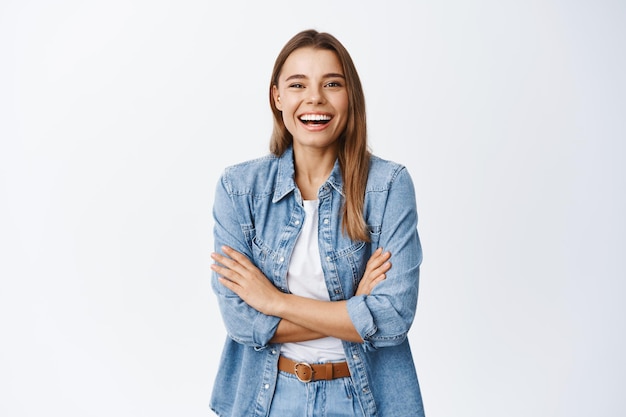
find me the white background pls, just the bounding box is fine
[1,1,625,416]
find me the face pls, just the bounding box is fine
[273,47,349,152]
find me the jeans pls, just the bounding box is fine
[268,371,365,417]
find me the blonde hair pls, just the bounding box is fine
[269,29,370,242]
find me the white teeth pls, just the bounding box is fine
[299,114,331,122]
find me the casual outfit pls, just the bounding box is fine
[210,146,425,417]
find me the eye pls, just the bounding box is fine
[289,83,304,88]
[325,81,343,88]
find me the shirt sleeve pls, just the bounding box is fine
[346,167,422,351]
[211,171,281,349]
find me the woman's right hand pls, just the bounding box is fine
[355,247,391,296]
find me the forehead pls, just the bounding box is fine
[279,47,343,79]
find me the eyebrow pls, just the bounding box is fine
[284,73,345,82]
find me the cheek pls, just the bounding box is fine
[337,98,349,119]
[281,102,300,121]
[280,106,299,132]
[280,105,295,121]
[337,95,349,117]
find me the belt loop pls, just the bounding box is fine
[325,362,333,380]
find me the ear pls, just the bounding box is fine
[272,85,282,111]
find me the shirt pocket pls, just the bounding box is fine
[251,234,289,290]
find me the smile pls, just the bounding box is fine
[299,114,332,125]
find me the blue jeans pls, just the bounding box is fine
[268,371,365,417]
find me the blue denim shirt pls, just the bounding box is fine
[210,146,424,417]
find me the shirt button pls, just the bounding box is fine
[352,354,359,360]
[278,257,285,263]
[326,256,331,262]
[264,384,270,389]
[272,349,277,355]
[323,218,329,225]
[294,220,300,225]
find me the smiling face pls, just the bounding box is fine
[272,47,349,153]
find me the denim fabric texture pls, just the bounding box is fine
[268,371,364,417]
[210,146,424,417]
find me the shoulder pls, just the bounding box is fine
[219,153,280,196]
[367,154,413,191]
[223,153,278,177]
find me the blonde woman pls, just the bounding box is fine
[210,29,425,417]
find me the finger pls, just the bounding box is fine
[211,251,233,266]
[374,260,392,275]
[358,268,386,293]
[366,247,383,265]
[366,249,391,269]
[221,246,256,271]
[211,251,248,276]
[364,258,391,280]
[373,272,387,283]
[359,274,385,295]
[217,276,241,293]
[210,263,241,282]
[369,270,386,282]
[366,273,387,291]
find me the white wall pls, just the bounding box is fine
[1,1,624,416]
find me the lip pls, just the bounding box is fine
[297,112,334,131]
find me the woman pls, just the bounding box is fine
[210,29,425,417]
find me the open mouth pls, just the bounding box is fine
[299,114,332,126]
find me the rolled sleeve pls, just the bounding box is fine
[346,295,377,348]
[211,173,280,349]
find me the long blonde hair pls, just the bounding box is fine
[269,30,371,242]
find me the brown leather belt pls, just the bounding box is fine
[278,356,350,383]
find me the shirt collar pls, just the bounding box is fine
[272,146,345,203]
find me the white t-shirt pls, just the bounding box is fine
[279,200,346,363]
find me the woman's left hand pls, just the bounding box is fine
[211,246,282,316]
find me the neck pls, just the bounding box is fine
[293,146,337,200]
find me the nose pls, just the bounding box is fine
[306,86,325,105]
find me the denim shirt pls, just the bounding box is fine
[210,146,424,417]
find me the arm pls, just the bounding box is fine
[271,247,391,343]
[212,247,392,343]
[211,173,281,348]
[347,167,422,351]
[270,319,325,344]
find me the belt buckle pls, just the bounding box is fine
[294,362,314,383]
